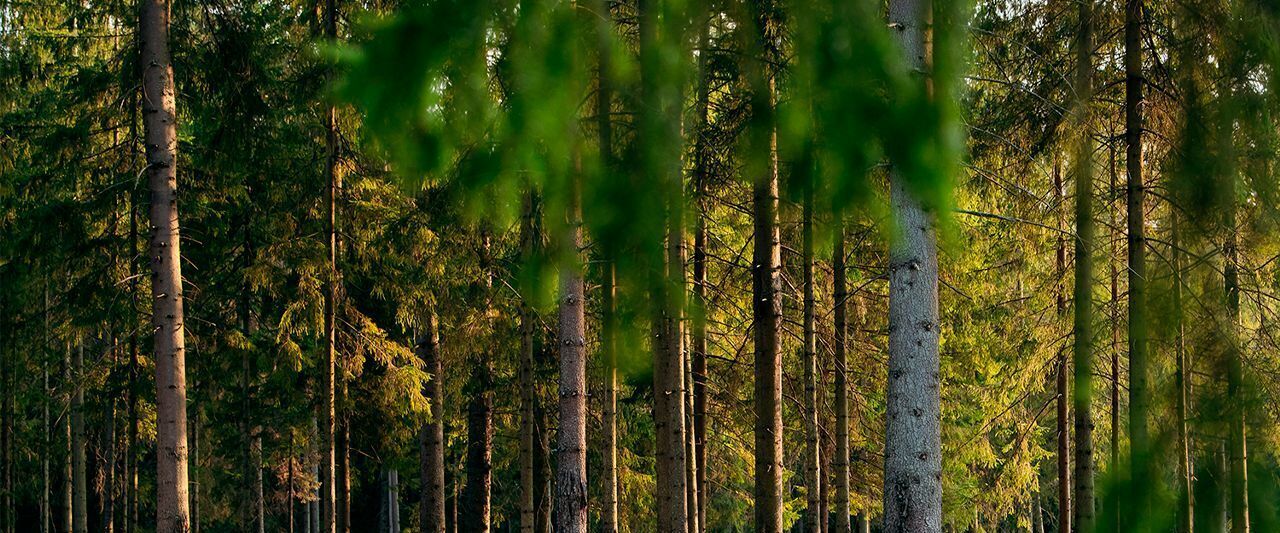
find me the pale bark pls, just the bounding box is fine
[72,342,87,533]
[1226,175,1249,533]
[419,311,445,533]
[1173,213,1194,533]
[883,0,943,531]
[690,13,710,533]
[519,194,537,533]
[553,179,588,533]
[319,0,340,529]
[140,0,191,528]
[596,3,619,529]
[61,340,72,533]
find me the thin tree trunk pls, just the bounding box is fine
[338,385,350,533]
[104,339,117,533]
[596,2,619,529]
[72,341,87,533]
[1108,144,1120,533]
[62,339,72,533]
[746,1,783,530]
[684,337,700,533]
[1173,213,1194,533]
[41,283,50,533]
[140,0,191,528]
[191,400,200,533]
[553,176,588,533]
[318,0,340,528]
[1071,1,1096,530]
[388,469,400,532]
[833,218,852,533]
[883,0,942,531]
[1225,177,1248,533]
[803,178,822,533]
[419,311,445,533]
[1053,159,1071,533]
[519,193,537,533]
[1124,1,1150,518]
[690,11,710,533]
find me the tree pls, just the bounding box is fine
[882,0,943,531]
[139,0,191,527]
[1071,0,1096,530]
[419,311,445,533]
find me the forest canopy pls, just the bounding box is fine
[4,0,1280,532]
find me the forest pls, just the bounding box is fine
[3,0,1280,531]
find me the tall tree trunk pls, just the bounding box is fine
[139,0,191,528]
[338,385,350,533]
[73,342,87,533]
[684,338,700,533]
[883,0,942,531]
[61,339,72,533]
[1173,213,1194,533]
[1124,1,1150,518]
[519,193,538,533]
[1108,144,1120,533]
[802,179,822,533]
[191,399,200,533]
[638,0,689,530]
[745,1,783,530]
[596,3,619,529]
[125,191,140,533]
[690,12,710,533]
[1071,1,1096,530]
[41,283,51,533]
[1053,159,1071,533]
[419,311,445,533]
[104,339,117,533]
[553,177,588,533]
[833,219,851,533]
[319,0,340,529]
[1225,176,1248,533]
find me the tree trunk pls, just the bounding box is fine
[461,373,492,533]
[883,0,943,531]
[1225,175,1249,533]
[104,340,117,533]
[419,311,445,533]
[1053,159,1070,533]
[596,2,619,529]
[1108,144,1120,533]
[1071,1,1096,530]
[684,338,700,533]
[1124,1,1150,519]
[745,1,783,530]
[690,12,710,533]
[318,0,340,529]
[61,339,72,533]
[553,177,588,533]
[41,284,50,533]
[139,0,191,528]
[72,342,87,533]
[191,401,200,533]
[802,179,822,533]
[1173,213,1194,533]
[638,0,689,530]
[338,386,350,533]
[833,219,852,533]
[519,193,538,533]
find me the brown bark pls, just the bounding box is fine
[1124,1,1151,517]
[139,0,191,528]
[519,193,538,533]
[1053,159,1070,533]
[802,178,821,533]
[419,311,445,533]
[833,219,851,533]
[596,2,619,529]
[460,375,492,533]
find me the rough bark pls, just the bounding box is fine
[419,311,445,533]
[802,180,822,533]
[746,1,784,530]
[1225,177,1249,533]
[553,179,588,533]
[1072,1,1097,530]
[140,0,191,528]
[833,219,852,533]
[882,0,943,531]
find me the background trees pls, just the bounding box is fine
[8,0,1280,531]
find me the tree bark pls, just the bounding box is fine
[596,3,619,529]
[638,0,689,530]
[1225,173,1249,533]
[1053,159,1070,533]
[61,340,72,533]
[460,377,492,533]
[72,342,87,533]
[1072,1,1096,530]
[745,1,783,530]
[802,178,822,533]
[553,177,588,533]
[1173,213,1194,533]
[833,219,852,533]
[690,12,710,533]
[519,193,538,533]
[139,0,191,528]
[883,0,943,531]
[419,311,445,533]
[1124,1,1150,519]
